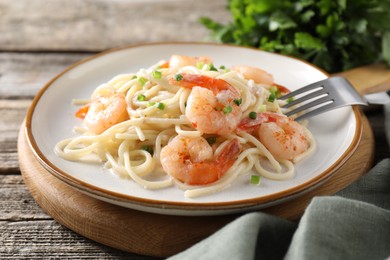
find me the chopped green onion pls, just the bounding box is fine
[137,94,146,101]
[141,145,154,155]
[147,102,156,107]
[269,85,278,93]
[250,175,261,185]
[258,105,267,112]
[174,73,183,81]
[152,70,162,79]
[268,93,276,102]
[209,64,218,71]
[138,77,147,86]
[219,65,226,70]
[234,98,242,106]
[196,62,205,69]
[206,136,217,145]
[157,102,165,110]
[249,111,257,119]
[222,105,232,114]
[286,97,294,103]
[269,85,282,99]
[131,75,137,80]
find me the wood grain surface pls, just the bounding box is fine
[0,0,230,51]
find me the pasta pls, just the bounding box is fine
[55,55,316,198]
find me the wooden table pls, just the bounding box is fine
[1,1,389,258]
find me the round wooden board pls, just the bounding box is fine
[18,114,374,258]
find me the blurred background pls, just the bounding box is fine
[0,0,230,51]
[0,0,230,97]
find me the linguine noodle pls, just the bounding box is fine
[55,58,316,198]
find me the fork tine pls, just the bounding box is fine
[283,86,328,108]
[279,78,328,100]
[280,76,367,121]
[284,95,332,118]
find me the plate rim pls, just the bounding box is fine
[25,41,363,212]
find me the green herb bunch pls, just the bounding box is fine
[200,0,390,73]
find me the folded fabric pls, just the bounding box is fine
[169,104,390,260]
[285,159,390,260]
[169,160,390,260]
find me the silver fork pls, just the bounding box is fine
[279,76,368,121]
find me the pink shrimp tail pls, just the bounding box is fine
[75,104,90,119]
[275,84,291,95]
[187,138,241,185]
[215,138,241,171]
[169,73,239,96]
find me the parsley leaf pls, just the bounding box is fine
[200,0,390,73]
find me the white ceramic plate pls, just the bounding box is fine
[26,42,362,216]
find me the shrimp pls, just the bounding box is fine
[160,136,241,185]
[231,65,274,85]
[168,54,212,69]
[76,93,129,134]
[238,112,308,160]
[169,73,242,136]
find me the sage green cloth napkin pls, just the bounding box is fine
[169,104,390,260]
